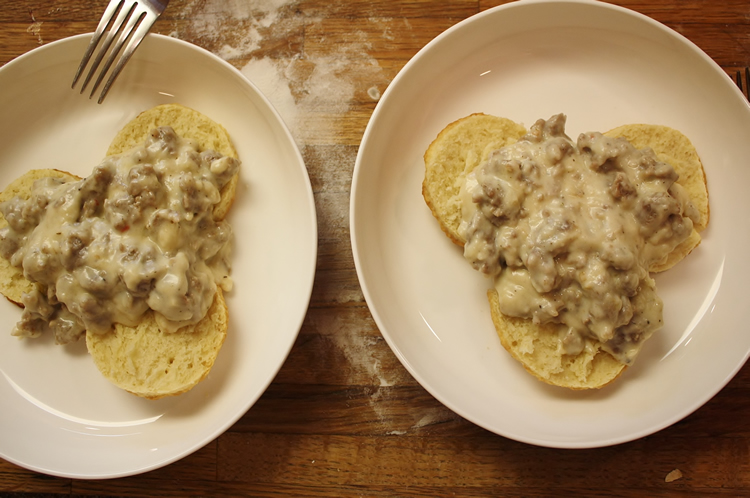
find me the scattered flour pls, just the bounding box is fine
[27,11,43,44]
[325,318,397,388]
[27,22,44,44]
[171,0,389,144]
[341,336,393,388]
[238,57,300,132]
[172,0,293,54]
[238,41,385,143]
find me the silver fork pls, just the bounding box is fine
[736,67,750,101]
[72,0,169,104]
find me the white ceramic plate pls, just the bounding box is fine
[351,0,750,448]
[0,34,317,477]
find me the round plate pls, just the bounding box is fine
[0,34,317,477]
[351,0,750,448]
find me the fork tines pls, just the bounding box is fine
[72,0,168,104]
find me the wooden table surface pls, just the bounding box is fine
[1,0,749,496]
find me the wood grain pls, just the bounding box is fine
[1,0,749,496]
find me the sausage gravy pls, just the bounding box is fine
[0,127,240,344]
[459,114,699,364]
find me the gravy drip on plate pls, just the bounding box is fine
[0,127,239,344]
[459,114,699,364]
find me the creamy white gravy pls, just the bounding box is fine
[0,127,240,344]
[459,114,698,364]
